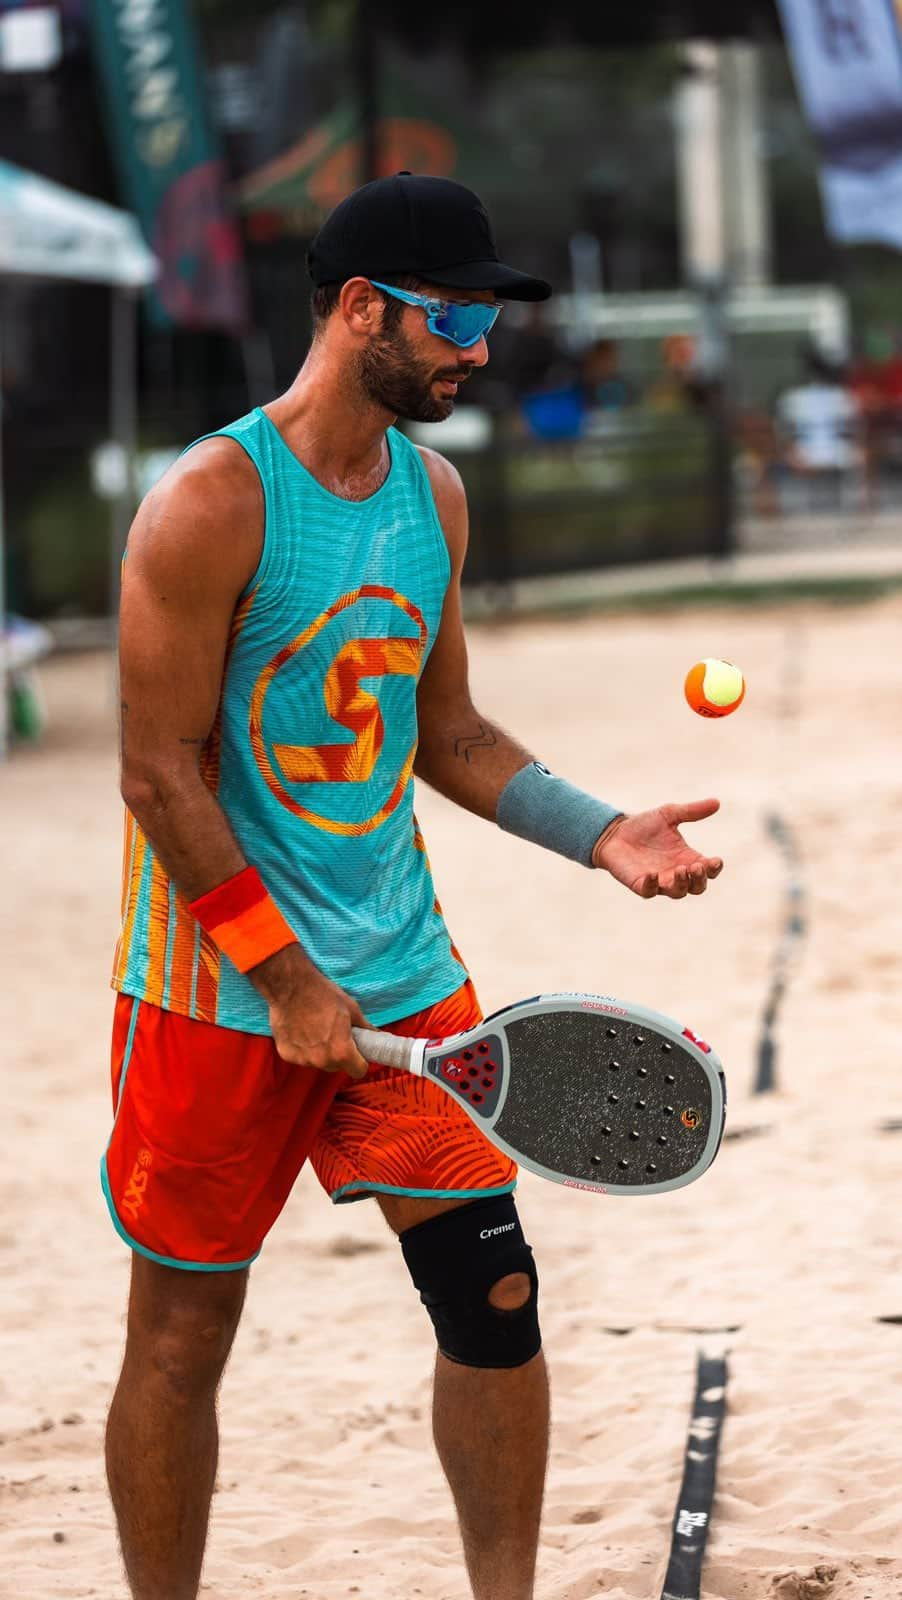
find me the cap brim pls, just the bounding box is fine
[424,259,552,302]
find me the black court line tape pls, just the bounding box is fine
[723,1125,771,1144]
[754,813,806,1095]
[660,1351,728,1600]
[601,1325,741,1338]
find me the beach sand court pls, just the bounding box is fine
[3,596,902,1598]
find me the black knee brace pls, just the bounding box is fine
[400,1194,541,1369]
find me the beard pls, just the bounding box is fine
[356,324,470,423]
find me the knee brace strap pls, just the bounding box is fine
[400,1194,541,1369]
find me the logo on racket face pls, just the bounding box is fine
[681,1107,701,1130]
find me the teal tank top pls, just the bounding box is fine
[113,406,467,1033]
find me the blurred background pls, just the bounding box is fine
[4,0,902,742]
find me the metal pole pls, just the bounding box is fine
[721,43,772,289]
[675,42,736,561]
[355,0,380,185]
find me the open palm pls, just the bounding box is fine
[592,799,723,899]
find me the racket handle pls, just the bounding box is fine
[352,1027,417,1073]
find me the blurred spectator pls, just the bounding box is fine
[849,328,902,499]
[645,333,699,414]
[580,338,635,415]
[510,307,584,440]
[776,344,865,509]
[508,304,572,398]
[735,405,780,519]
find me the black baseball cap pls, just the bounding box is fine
[307,172,551,302]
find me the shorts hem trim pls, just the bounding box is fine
[329,1180,517,1205]
[100,1156,260,1273]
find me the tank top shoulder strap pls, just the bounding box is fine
[181,406,276,476]
[386,424,429,489]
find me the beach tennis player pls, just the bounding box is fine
[103,172,725,1600]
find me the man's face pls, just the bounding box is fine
[356,282,494,423]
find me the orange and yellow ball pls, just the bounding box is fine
[684,658,746,718]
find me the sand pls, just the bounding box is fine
[3,596,902,1599]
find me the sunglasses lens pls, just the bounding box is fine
[430,301,500,348]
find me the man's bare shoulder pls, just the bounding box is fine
[413,444,468,570]
[413,442,465,505]
[127,437,264,596]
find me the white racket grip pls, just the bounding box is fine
[352,1028,426,1076]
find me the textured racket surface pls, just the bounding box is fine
[422,995,725,1196]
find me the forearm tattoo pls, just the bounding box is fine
[454,721,498,764]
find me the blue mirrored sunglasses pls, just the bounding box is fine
[369,280,502,349]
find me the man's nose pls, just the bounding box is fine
[460,335,490,369]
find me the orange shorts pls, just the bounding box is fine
[101,982,517,1272]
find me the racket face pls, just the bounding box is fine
[423,994,725,1196]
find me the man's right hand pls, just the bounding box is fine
[251,946,371,1081]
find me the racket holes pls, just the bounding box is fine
[601,1126,612,1137]
[468,1067,479,1077]
[635,1098,647,1110]
[657,1135,668,1146]
[606,1027,617,1038]
[608,1060,621,1072]
[665,1074,676,1085]
[629,1130,640,1141]
[636,1067,648,1078]
[486,1061,498,1072]
[477,1043,489,1054]
[481,1077,493,1089]
[633,1035,645,1046]
[471,1094,484,1105]
[645,1162,657,1174]
[607,1093,619,1105]
[664,1105,675,1116]
[590,1154,603,1165]
[661,1043,673,1054]
[463,1051,473,1061]
[617,1158,630,1170]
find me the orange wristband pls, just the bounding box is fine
[189,867,297,974]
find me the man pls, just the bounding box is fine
[104,172,723,1600]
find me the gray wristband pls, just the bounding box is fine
[495,761,623,868]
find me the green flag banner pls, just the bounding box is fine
[90,0,249,331]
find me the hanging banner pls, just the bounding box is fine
[777,0,902,248]
[89,0,249,330]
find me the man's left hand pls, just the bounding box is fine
[592,798,723,900]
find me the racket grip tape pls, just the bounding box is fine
[352,1027,415,1072]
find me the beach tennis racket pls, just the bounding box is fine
[353,992,726,1197]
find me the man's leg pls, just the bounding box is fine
[379,1195,549,1600]
[106,1255,248,1600]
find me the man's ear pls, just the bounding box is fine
[339,277,383,336]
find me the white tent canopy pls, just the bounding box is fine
[0,159,155,287]
[0,160,157,756]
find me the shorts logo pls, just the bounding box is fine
[480,1222,516,1239]
[121,1148,153,1222]
[249,585,428,836]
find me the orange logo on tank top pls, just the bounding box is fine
[249,585,427,835]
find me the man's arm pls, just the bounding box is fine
[413,447,724,900]
[118,441,369,1075]
[118,440,259,895]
